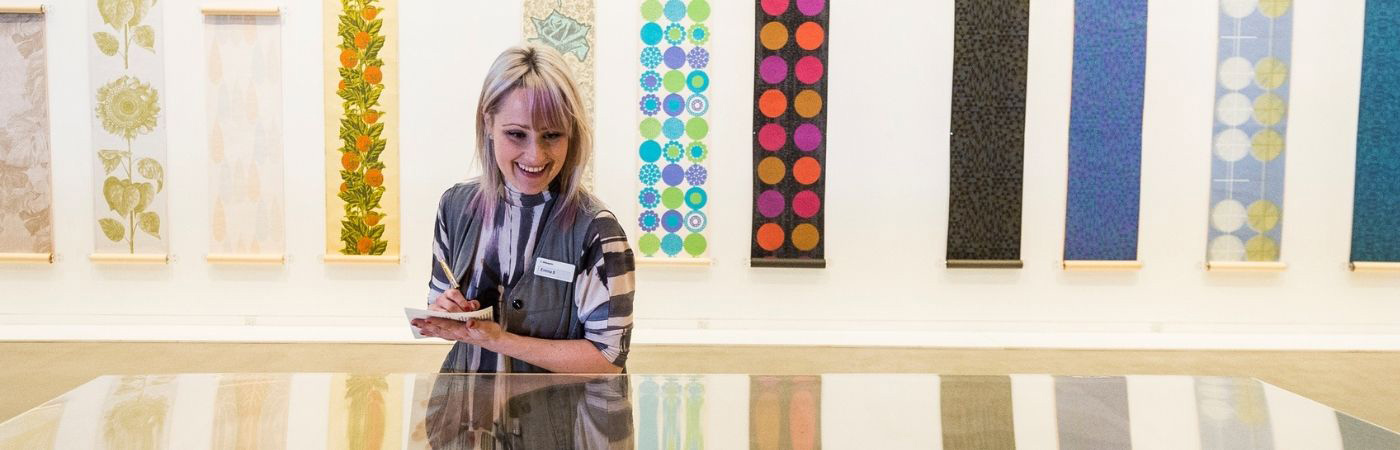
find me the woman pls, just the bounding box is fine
[412,44,634,374]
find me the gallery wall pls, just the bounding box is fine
[1,0,1398,348]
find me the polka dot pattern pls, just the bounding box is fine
[638,0,711,259]
[751,0,827,266]
[1206,0,1292,263]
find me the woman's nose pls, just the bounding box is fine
[525,139,547,157]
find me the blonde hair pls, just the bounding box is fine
[473,44,592,223]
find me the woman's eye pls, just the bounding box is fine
[543,132,564,141]
[505,130,526,139]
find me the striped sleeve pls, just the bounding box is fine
[573,211,636,368]
[427,191,454,305]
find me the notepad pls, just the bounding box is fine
[404,306,494,339]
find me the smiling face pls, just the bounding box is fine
[489,88,570,195]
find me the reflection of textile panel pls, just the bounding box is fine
[1063,0,1148,262]
[946,0,1029,265]
[1350,0,1400,263]
[99,376,178,449]
[88,0,169,255]
[211,374,291,449]
[1194,376,1273,449]
[751,0,828,268]
[524,0,596,187]
[636,376,707,450]
[1205,1,1292,263]
[322,0,400,257]
[1339,413,1400,449]
[0,14,52,254]
[636,0,713,260]
[941,375,1016,450]
[1056,376,1131,450]
[749,375,820,449]
[325,374,403,450]
[206,15,285,256]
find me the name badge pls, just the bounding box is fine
[533,258,575,282]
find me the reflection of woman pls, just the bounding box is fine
[412,45,634,374]
[424,375,634,449]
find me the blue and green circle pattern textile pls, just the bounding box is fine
[637,0,710,258]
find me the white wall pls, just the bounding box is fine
[3,0,1398,349]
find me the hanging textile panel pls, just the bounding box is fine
[1350,0,1400,265]
[946,0,1030,269]
[323,0,400,261]
[1205,0,1292,264]
[0,12,52,258]
[206,14,285,260]
[750,0,828,268]
[1063,0,1148,263]
[636,0,713,261]
[89,0,169,258]
[525,0,596,187]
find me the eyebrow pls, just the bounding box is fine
[501,123,532,129]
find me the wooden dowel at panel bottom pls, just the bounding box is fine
[0,5,44,14]
[1062,260,1143,271]
[1205,261,1287,272]
[637,257,712,267]
[1349,261,1400,273]
[206,253,285,264]
[89,253,168,264]
[750,258,826,269]
[199,5,280,16]
[947,259,1023,269]
[0,252,53,264]
[323,254,401,264]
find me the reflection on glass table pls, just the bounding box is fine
[0,374,1396,449]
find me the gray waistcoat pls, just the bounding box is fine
[437,181,604,373]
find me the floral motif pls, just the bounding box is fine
[530,10,591,61]
[689,24,710,46]
[334,0,390,255]
[639,70,661,92]
[687,47,709,69]
[638,210,659,232]
[95,76,160,140]
[0,17,53,253]
[664,23,685,46]
[662,141,684,163]
[94,0,157,68]
[639,164,661,185]
[91,0,165,254]
[685,165,708,186]
[639,187,660,209]
[640,46,662,68]
[640,94,660,116]
[686,141,708,163]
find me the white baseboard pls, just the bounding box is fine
[2,322,1399,351]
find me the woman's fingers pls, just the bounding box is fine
[433,289,472,312]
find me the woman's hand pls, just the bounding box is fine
[413,317,507,349]
[430,288,480,313]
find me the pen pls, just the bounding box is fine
[435,255,459,290]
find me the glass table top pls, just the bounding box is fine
[0,373,1396,449]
